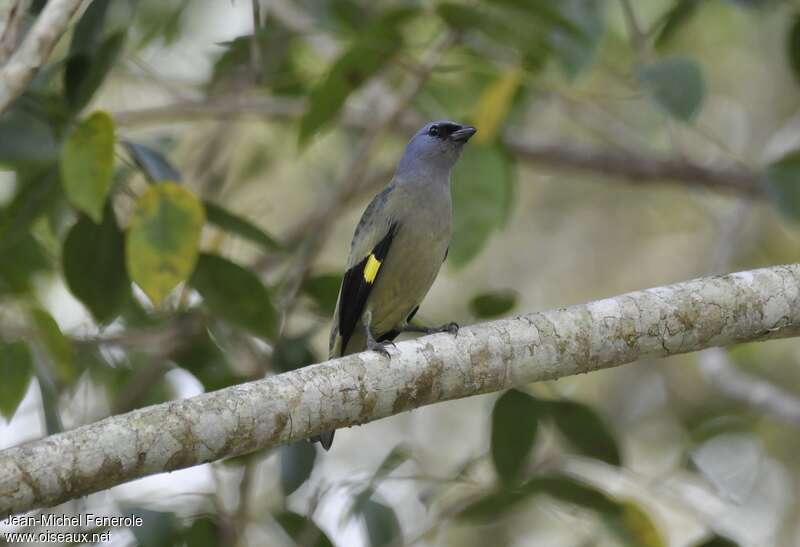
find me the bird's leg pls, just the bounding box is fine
[399,321,459,336]
[363,311,395,357]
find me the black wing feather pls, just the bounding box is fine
[337,222,399,353]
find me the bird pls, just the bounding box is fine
[310,120,477,450]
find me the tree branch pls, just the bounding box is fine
[0,0,86,115]
[113,97,763,197]
[502,137,762,196]
[2,264,800,515]
[0,0,34,65]
[698,347,800,427]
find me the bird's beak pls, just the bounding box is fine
[450,126,477,143]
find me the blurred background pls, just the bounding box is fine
[2,0,800,545]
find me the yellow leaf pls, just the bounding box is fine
[621,503,665,547]
[472,68,523,144]
[126,183,205,308]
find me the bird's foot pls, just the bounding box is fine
[367,338,396,358]
[437,322,459,335]
[402,322,459,336]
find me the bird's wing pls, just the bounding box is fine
[347,185,394,266]
[335,220,399,355]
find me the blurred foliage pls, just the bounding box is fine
[0,341,33,419]
[468,289,518,318]
[637,57,705,121]
[2,0,800,545]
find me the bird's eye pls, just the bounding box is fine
[428,126,440,137]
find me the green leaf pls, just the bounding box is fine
[190,253,277,340]
[172,329,239,392]
[68,0,111,54]
[64,31,126,113]
[789,14,800,84]
[0,169,60,250]
[123,140,182,182]
[694,535,740,547]
[134,0,190,49]
[469,289,518,318]
[303,273,342,317]
[450,143,514,268]
[535,477,665,545]
[30,308,75,385]
[0,341,33,420]
[545,399,621,466]
[275,511,335,547]
[63,207,130,323]
[457,488,529,521]
[298,7,417,145]
[529,475,620,513]
[125,508,175,547]
[121,142,282,252]
[458,475,618,522]
[272,335,318,373]
[655,0,704,49]
[0,233,49,295]
[765,150,800,222]
[436,3,552,69]
[204,200,283,251]
[436,3,491,31]
[100,351,171,412]
[0,108,59,166]
[491,389,540,485]
[637,57,705,121]
[493,0,580,34]
[362,499,402,547]
[280,441,317,496]
[547,0,606,78]
[64,0,126,113]
[460,473,662,544]
[209,23,301,95]
[329,0,374,33]
[60,111,115,222]
[126,182,205,307]
[178,517,219,547]
[372,444,412,484]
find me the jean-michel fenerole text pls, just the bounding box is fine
[2,512,144,528]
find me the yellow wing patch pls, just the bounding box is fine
[363,254,381,284]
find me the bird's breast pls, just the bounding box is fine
[367,196,452,334]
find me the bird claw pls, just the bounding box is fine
[367,339,395,357]
[439,322,459,335]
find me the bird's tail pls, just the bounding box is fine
[309,430,335,451]
[307,333,342,451]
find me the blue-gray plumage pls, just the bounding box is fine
[310,121,476,450]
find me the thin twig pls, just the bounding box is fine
[503,138,762,196]
[249,0,263,84]
[619,0,649,61]
[694,195,800,426]
[113,97,763,198]
[698,347,800,427]
[0,0,85,114]
[0,0,33,65]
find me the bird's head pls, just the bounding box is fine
[396,120,476,177]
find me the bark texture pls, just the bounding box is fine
[2,264,800,515]
[0,0,85,114]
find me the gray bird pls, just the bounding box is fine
[310,120,477,450]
